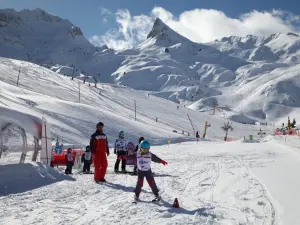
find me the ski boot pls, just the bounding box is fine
[132,195,139,204]
[152,195,161,203]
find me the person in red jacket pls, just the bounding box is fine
[65,148,74,174]
[90,122,110,183]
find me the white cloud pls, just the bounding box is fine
[99,7,112,23]
[90,9,153,50]
[151,6,173,21]
[90,7,300,50]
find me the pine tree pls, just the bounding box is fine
[221,121,233,141]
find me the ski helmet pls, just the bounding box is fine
[140,140,150,149]
[138,136,144,143]
[86,146,91,152]
[127,142,135,150]
[67,147,72,153]
[96,122,104,128]
[119,130,124,138]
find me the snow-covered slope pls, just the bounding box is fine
[190,62,300,122]
[0,57,254,149]
[200,33,300,122]
[211,33,300,63]
[3,137,300,225]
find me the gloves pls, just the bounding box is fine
[107,152,110,156]
[161,160,168,166]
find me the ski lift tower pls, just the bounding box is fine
[203,121,211,138]
[213,99,218,115]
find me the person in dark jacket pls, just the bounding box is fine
[133,136,144,175]
[90,122,110,183]
[65,148,74,174]
[135,137,145,152]
[114,130,128,173]
[196,131,200,139]
[81,145,92,173]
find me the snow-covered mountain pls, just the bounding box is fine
[0,8,122,83]
[112,18,247,93]
[210,33,300,63]
[1,8,300,122]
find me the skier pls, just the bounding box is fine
[196,131,200,139]
[127,142,135,155]
[135,137,144,152]
[133,137,144,175]
[114,130,128,173]
[90,122,110,183]
[65,148,74,174]
[133,140,168,203]
[126,142,137,173]
[81,145,92,173]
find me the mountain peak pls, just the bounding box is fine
[147,18,170,39]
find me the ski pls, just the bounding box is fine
[132,196,161,204]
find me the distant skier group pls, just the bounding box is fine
[65,121,168,202]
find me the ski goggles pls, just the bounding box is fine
[140,148,150,154]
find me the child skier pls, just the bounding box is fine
[65,148,74,174]
[133,140,168,203]
[133,137,144,175]
[126,142,137,173]
[114,130,128,173]
[81,145,92,173]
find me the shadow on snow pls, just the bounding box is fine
[0,162,75,197]
[159,199,217,218]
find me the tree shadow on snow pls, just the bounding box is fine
[0,163,76,197]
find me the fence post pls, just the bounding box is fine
[134,100,136,121]
[78,82,81,103]
[187,114,195,136]
[17,67,21,86]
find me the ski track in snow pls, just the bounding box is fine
[0,141,282,225]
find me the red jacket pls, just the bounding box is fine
[90,131,110,155]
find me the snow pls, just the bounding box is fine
[1,8,300,225]
[1,9,300,123]
[0,56,255,148]
[211,33,300,63]
[2,137,300,224]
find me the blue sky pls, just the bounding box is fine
[1,0,300,49]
